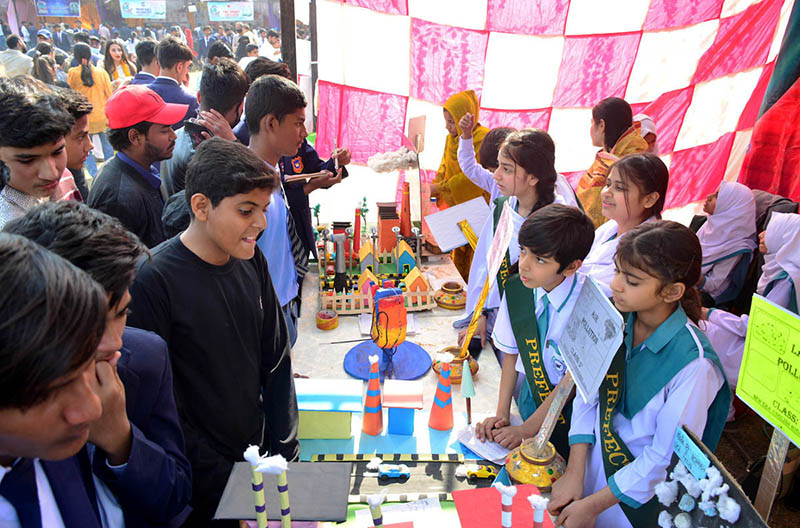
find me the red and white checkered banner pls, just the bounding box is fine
[313,0,792,209]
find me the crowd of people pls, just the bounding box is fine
[0,15,797,528]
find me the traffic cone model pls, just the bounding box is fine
[429,352,454,431]
[362,354,383,435]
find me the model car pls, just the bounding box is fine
[378,463,411,480]
[466,463,499,481]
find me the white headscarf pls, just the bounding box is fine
[757,212,800,309]
[634,113,658,154]
[697,181,756,267]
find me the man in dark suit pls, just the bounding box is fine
[4,201,194,527]
[147,36,198,129]
[52,23,72,52]
[195,25,216,62]
[0,233,107,527]
[131,39,160,85]
[88,85,186,248]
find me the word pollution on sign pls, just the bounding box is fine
[737,295,800,446]
[556,276,624,403]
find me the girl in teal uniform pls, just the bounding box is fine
[549,221,730,528]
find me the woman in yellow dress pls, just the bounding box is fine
[102,38,136,85]
[430,90,490,280]
[576,96,648,227]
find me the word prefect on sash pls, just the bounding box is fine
[599,342,659,526]
[506,274,570,456]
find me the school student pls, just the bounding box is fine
[697,181,757,305]
[55,87,94,199]
[131,39,160,85]
[0,77,74,229]
[148,36,198,129]
[247,74,341,345]
[581,153,669,297]
[4,201,193,527]
[576,97,649,227]
[477,205,595,457]
[457,128,579,347]
[128,137,298,525]
[549,221,730,528]
[704,212,800,392]
[0,232,107,526]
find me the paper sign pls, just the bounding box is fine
[456,417,523,465]
[673,427,710,480]
[484,201,515,281]
[424,197,490,252]
[208,1,254,21]
[556,277,624,404]
[119,0,166,19]
[36,0,80,17]
[737,295,800,446]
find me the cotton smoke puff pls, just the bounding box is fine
[673,512,691,528]
[655,479,679,507]
[527,494,549,511]
[657,510,673,528]
[367,147,418,173]
[700,466,727,503]
[493,482,518,498]
[367,491,386,508]
[717,493,741,523]
[436,351,455,364]
[367,457,383,471]
[670,461,702,498]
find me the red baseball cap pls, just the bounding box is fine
[105,85,189,129]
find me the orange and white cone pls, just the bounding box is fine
[428,352,454,431]
[362,354,383,435]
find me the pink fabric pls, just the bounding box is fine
[738,61,775,130]
[553,32,641,107]
[643,0,724,30]
[316,81,409,165]
[410,19,489,105]
[666,132,735,208]
[479,108,551,131]
[564,170,583,188]
[692,0,783,84]
[341,0,408,15]
[486,0,570,36]
[639,86,694,154]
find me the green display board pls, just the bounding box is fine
[737,295,800,446]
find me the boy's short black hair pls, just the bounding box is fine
[478,127,515,170]
[53,87,93,121]
[244,57,291,83]
[207,39,233,62]
[245,74,306,135]
[0,233,106,410]
[135,39,158,68]
[245,43,259,54]
[156,36,193,70]
[4,202,147,309]
[6,34,22,50]
[518,204,595,272]
[0,77,74,148]
[267,29,279,39]
[184,137,279,216]
[108,122,154,152]
[199,58,249,114]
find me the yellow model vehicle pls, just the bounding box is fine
[465,463,499,482]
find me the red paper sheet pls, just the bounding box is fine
[453,484,554,528]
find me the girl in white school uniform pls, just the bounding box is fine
[581,153,670,297]
[704,212,800,391]
[549,221,730,528]
[697,181,757,305]
[455,121,579,346]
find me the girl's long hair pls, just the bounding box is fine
[499,128,558,214]
[73,43,95,87]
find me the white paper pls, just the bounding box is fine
[358,313,417,336]
[484,201,515,280]
[556,277,624,403]
[456,415,524,465]
[424,197,491,252]
[353,497,443,528]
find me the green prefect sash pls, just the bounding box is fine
[505,273,570,456]
[493,196,512,299]
[599,343,659,526]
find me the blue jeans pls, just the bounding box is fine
[97,132,114,160]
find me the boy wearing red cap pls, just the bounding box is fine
[87,85,187,248]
